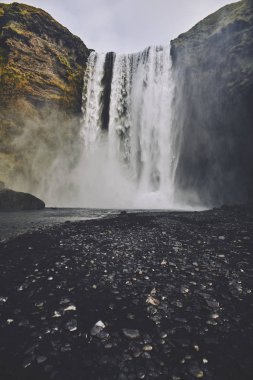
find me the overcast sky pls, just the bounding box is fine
[1,0,239,52]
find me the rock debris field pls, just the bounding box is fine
[0,207,253,380]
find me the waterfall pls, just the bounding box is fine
[79,45,178,209]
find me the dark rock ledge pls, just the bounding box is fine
[0,186,45,210]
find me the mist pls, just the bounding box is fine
[5,109,83,207]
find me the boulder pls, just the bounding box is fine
[0,189,45,210]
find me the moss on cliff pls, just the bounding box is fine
[0,2,90,114]
[0,2,91,196]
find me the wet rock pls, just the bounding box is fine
[65,319,77,332]
[189,364,204,378]
[0,296,8,305]
[64,305,76,312]
[146,295,160,306]
[37,356,47,364]
[122,329,140,339]
[91,320,106,337]
[143,345,153,351]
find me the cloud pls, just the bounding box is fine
[1,0,239,52]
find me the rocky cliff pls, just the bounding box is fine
[171,0,253,206]
[0,2,90,201]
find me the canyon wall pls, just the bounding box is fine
[171,0,253,205]
[0,2,90,199]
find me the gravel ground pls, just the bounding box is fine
[0,206,253,380]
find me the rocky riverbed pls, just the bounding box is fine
[0,207,253,380]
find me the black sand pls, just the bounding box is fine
[0,207,253,380]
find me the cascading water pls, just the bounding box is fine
[78,45,178,209]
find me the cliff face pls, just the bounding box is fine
[171,0,253,206]
[0,2,90,200]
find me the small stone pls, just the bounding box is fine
[35,301,44,308]
[64,305,76,312]
[146,295,160,306]
[142,352,151,359]
[143,345,153,351]
[60,298,70,305]
[189,365,204,378]
[181,286,189,294]
[91,320,106,336]
[122,328,140,339]
[0,296,8,305]
[37,356,47,364]
[61,344,71,352]
[23,357,33,368]
[53,311,61,318]
[65,319,77,332]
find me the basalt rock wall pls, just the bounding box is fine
[171,0,253,206]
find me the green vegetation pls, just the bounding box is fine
[2,22,30,38]
[56,52,71,69]
[0,1,89,189]
[0,47,8,66]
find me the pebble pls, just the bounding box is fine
[64,305,76,312]
[37,356,47,364]
[65,319,77,332]
[53,311,61,318]
[189,365,204,378]
[143,345,153,351]
[0,296,8,304]
[122,328,140,339]
[91,320,106,336]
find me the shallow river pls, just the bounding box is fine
[0,208,118,242]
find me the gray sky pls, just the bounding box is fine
[1,0,239,52]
